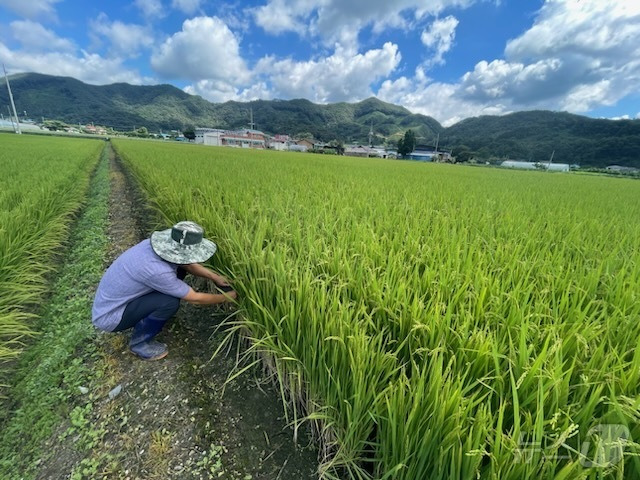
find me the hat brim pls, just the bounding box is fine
[150,229,217,264]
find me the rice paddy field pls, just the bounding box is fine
[112,139,640,479]
[0,135,101,368]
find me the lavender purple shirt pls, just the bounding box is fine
[92,239,191,332]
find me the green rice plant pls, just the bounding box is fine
[114,138,640,479]
[0,135,101,373]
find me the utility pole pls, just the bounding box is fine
[547,150,555,171]
[368,121,374,147]
[7,106,15,131]
[249,107,256,130]
[434,132,439,152]
[3,64,21,134]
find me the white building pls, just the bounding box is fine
[501,160,538,170]
[195,128,224,144]
[546,163,570,172]
[501,160,569,172]
[203,131,224,146]
[269,134,291,151]
[195,127,266,148]
[344,145,373,157]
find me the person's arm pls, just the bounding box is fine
[182,287,237,305]
[182,263,230,286]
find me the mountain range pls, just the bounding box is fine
[2,73,639,168]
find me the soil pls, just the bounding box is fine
[36,145,318,479]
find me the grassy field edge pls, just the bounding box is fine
[0,145,110,479]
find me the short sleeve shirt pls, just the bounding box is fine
[92,239,191,331]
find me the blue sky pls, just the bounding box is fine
[1,0,639,126]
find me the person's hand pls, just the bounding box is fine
[219,289,238,303]
[212,273,231,287]
[216,284,238,302]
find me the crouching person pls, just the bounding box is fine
[92,221,237,360]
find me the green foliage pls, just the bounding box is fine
[42,119,69,131]
[114,139,640,479]
[452,144,474,163]
[397,129,416,156]
[441,110,640,168]
[0,146,110,479]
[328,139,345,155]
[124,126,150,138]
[0,135,101,374]
[183,126,196,140]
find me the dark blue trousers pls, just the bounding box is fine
[112,267,186,332]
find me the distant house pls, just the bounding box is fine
[296,139,314,150]
[344,145,372,157]
[82,124,107,135]
[270,134,291,151]
[195,128,223,144]
[369,147,388,158]
[313,143,340,154]
[403,145,451,162]
[202,130,225,146]
[196,127,266,149]
[343,145,393,158]
[222,129,266,148]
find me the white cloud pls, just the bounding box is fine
[379,0,640,125]
[183,39,401,104]
[90,14,153,58]
[151,16,250,85]
[499,0,640,112]
[561,80,615,112]
[10,20,74,52]
[421,15,459,65]
[253,0,475,47]
[459,58,567,103]
[257,42,401,103]
[171,0,202,15]
[185,80,272,103]
[610,114,630,121]
[0,42,147,85]
[252,0,305,36]
[0,0,61,19]
[134,0,165,19]
[377,67,508,126]
[505,1,640,61]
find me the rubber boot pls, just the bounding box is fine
[129,316,168,360]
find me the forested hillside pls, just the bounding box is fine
[1,73,440,142]
[442,111,640,168]
[2,73,639,167]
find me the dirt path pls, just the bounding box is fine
[38,145,318,479]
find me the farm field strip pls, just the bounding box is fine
[0,135,102,370]
[114,139,640,479]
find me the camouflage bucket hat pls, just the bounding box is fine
[150,221,217,265]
